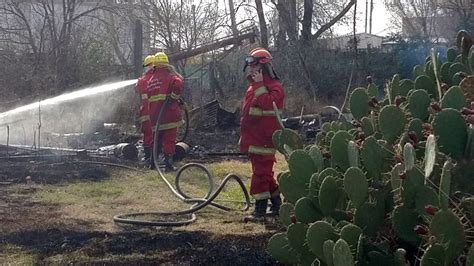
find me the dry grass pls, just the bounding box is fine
[1,155,290,264]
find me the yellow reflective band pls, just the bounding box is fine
[248,145,276,155]
[148,94,168,102]
[141,93,148,100]
[138,115,150,123]
[170,92,180,100]
[252,191,271,200]
[152,120,185,131]
[248,107,283,116]
[254,86,268,97]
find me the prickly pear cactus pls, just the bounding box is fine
[269,30,474,266]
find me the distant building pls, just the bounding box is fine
[319,33,385,50]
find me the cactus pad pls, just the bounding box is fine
[319,176,339,215]
[401,168,425,208]
[367,83,379,98]
[347,141,359,167]
[378,105,407,143]
[429,210,466,264]
[361,117,374,136]
[289,150,318,186]
[433,108,468,160]
[308,145,324,172]
[361,136,390,180]
[333,239,355,266]
[439,160,453,210]
[450,62,469,85]
[307,221,338,262]
[279,172,308,204]
[323,240,335,266]
[399,79,414,96]
[330,131,353,171]
[349,87,370,120]
[415,186,439,215]
[420,244,446,266]
[440,62,453,85]
[287,223,309,254]
[415,75,437,98]
[343,167,368,208]
[354,203,384,237]
[441,86,466,110]
[403,143,415,171]
[408,89,431,121]
[393,206,421,245]
[391,163,404,197]
[447,47,458,62]
[413,65,425,77]
[424,134,437,179]
[340,223,363,251]
[295,197,323,224]
[268,233,299,265]
[279,202,295,227]
[273,128,304,155]
[408,118,424,140]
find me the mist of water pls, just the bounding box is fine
[0,79,138,148]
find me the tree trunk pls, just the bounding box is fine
[255,0,268,48]
[301,0,313,42]
[228,0,238,38]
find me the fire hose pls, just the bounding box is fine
[113,98,251,226]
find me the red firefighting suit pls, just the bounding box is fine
[135,68,154,148]
[240,74,285,200]
[147,66,184,156]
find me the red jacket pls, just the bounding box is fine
[147,67,184,131]
[135,69,155,124]
[240,74,285,154]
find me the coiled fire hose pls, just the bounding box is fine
[113,98,251,226]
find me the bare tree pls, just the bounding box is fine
[0,0,112,91]
[384,0,439,39]
[255,0,269,48]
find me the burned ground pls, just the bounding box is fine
[0,156,285,265]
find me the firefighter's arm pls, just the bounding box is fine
[251,81,284,109]
[169,76,184,100]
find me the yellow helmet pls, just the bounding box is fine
[154,52,169,65]
[143,55,155,67]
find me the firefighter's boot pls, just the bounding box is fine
[143,147,155,169]
[268,194,282,217]
[243,199,268,223]
[164,155,177,172]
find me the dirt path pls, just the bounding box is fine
[0,160,282,265]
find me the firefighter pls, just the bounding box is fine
[147,52,184,171]
[240,47,285,222]
[136,55,155,167]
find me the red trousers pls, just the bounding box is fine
[142,120,153,148]
[249,154,278,199]
[154,128,177,156]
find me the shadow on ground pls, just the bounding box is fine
[1,227,278,265]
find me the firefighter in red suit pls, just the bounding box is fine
[147,52,184,171]
[240,48,284,222]
[136,55,155,167]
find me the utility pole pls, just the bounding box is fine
[365,0,368,33]
[369,0,374,34]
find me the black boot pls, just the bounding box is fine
[244,199,268,223]
[164,155,177,172]
[268,195,282,217]
[143,147,156,169]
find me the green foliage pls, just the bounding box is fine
[270,30,474,266]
